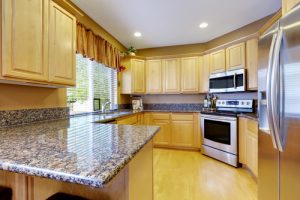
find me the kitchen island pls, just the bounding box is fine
[0,114,159,200]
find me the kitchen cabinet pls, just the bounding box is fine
[152,113,171,146]
[226,42,246,71]
[181,57,199,93]
[282,0,300,15]
[239,117,258,177]
[0,0,76,87]
[117,114,138,125]
[121,58,146,94]
[49,1,76,86]
[199,55,210,93]
[246,39,258,90]
[210,49,226,74]
[146,60,162,93]
[1,0,49,82]
[162,58,181,93]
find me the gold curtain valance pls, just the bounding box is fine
[76,23,121,70]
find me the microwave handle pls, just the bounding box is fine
[233,73,236,88]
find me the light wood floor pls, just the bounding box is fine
[153,148,257,200]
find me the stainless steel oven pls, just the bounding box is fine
[201,114,238,167]
[209,68,246,93]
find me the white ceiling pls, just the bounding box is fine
[72,0,281,49]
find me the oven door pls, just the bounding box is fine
[209,69,246,93]
[201,114,237,154]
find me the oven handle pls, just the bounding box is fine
[201,115,237,122]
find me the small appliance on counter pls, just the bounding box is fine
[132,98,143,111]
[200,99,254,167]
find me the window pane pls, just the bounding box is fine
[67,54,118,114]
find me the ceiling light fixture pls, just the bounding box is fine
[134,32,142,37]
[199,22,208,29]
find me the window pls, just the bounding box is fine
[67,54,118,114]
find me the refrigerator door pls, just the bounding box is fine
[278,6,300,200]
[258,22,280,200]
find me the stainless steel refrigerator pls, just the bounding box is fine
[258,5,300,200]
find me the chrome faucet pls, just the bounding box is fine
[101,101,111,113]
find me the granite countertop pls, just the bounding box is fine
[0,114,160,188]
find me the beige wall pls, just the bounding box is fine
[141,94,205,104]
[0,84,66,110]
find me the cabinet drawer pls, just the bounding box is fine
[247,119,258,134]
[151,113,170,120]
[117,114,138,125]
[171,113,194,121]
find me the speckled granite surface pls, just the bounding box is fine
[0,107,69,127]
[0,115,159,188]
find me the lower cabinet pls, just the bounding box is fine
[117,114,138,125]
[239,117,258,177]
[144,112,200,149]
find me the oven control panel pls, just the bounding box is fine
[216,100,253,109]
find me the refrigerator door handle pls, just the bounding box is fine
[266,33,278,149]
[271,29,284,152]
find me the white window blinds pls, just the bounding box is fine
[67,54,118,114]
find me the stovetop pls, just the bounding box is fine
[200,109,249,117]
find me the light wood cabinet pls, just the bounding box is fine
[246,39,258,90]
[171,120,194,148]
[1,0,49,82]
[146,60,162,93]
[282,0,300,15]
[239,117,258,177]
[199,55,210,93]
[49,1,76,86]
[162,58,181,93]
[226,42,246,71]
[210,49,226,74]
[153,119,171,146]
[117,114,138,125]
[181,57,199,93]
[121,58,146,94]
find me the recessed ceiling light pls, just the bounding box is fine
[199,22,208,29]
[134,32,142,37]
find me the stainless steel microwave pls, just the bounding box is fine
[209,69,246,93]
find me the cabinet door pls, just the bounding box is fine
[282,0,300,15]
[132,59,146,93]
[246,39,258,90]
[246,132,258,177]
[146,60,162,93]
[210,49,226,74]
[238,118,247,164]
[49,1,76,86]
[181,57,199,93]
[2,0,49,82]
[153,120,171,146]
[199,55,210,93]
[226,42,246,71]
[171,120,194,147]
[163,58,181,93]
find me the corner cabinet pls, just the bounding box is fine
[226,42,246,71]
[246,39,258,90]
[181,57,199,93]
[0,0,76,87]
[210,49,226,74]
[121,58,146,94]
[146,60,162,93]
[49,1,76,86]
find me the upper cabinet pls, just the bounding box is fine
[121,58,146,94]
[2,0,49,82]
[226,42,246,71]
[246,39,258,90]
[199,55,210,93]
[146,60,162,93]
[181,57,199,93]
[49,1,76,86]
[210,49,226,74]
[282,0,300,15]
[162,58,181,94]
[0,0,76,87]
